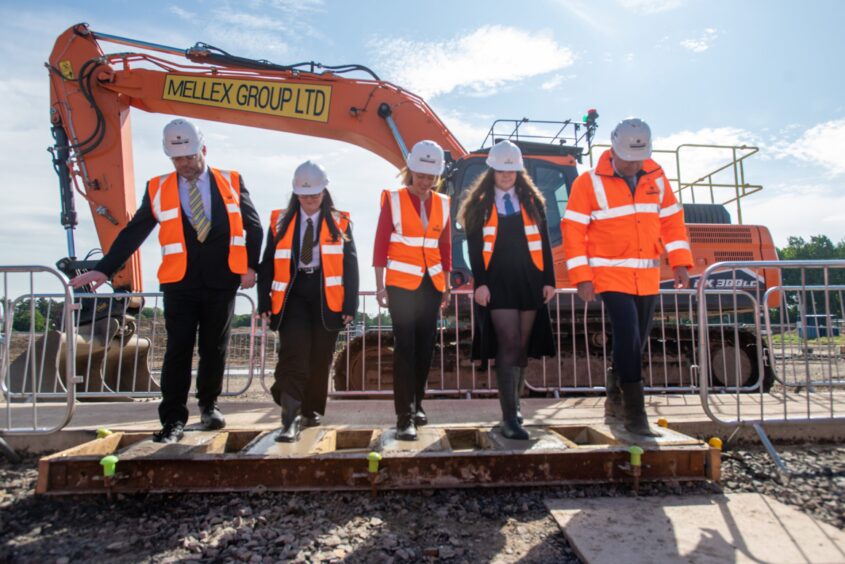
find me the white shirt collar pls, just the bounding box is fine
[301,208,321,224]
[179,168,209,185]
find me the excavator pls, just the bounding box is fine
[44,24,777,396]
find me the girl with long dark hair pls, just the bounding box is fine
[257,161,359,442]
[458,140,556,440]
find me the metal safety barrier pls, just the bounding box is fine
[257,287,768,399]
[1,290,258,401]
[0,266,76,444]
[697,260,845,472]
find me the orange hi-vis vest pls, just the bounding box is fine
[562,149,693,296]
[148,168,247,284]
[383,187,450,292]
[269,208,350,315]
[482,203,544,271]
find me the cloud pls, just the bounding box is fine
[371,26,575,99]
[780,119,845,176]
[742,185,845,245]
[541,73,576,91]
[168,5,196,20]
[617,0,686,13]
[680,28,719,53]
[651,126,760,195]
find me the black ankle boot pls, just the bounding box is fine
[497,366,529,440]
[515,368,525,424]
[604,368,623,421]
[620,381,659,437]
[276,394,302,443]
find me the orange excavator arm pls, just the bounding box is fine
[48,23,466,291]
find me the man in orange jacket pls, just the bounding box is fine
[562,118,692,435]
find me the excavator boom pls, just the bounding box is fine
[48,24,464,290]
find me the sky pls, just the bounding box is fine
[1,0,844,298]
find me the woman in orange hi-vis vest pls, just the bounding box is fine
[257,161,359,443]
[562,118,692,436]
[458,140,556,441]
[373,140,452,441]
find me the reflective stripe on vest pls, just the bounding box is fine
[481,204,544,271]
[147,167,247,284]
[269,208,349,314]
[383,188,449,291]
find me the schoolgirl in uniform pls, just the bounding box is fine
[458,141,556,440]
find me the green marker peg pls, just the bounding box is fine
[367,451,382,473]
[629,445,644,467]
[100,455,119,477]
[96,428,113,439]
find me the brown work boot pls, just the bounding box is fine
[620,381,659,437]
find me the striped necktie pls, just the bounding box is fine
[301,218,314,265]
[188,179,210,243]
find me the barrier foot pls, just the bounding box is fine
[753,423,790,477]
[0,437,21,463]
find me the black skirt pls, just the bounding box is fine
[487,213,545,310]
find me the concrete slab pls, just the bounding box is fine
[546,493,845,564]
[488,426,570,451]
[242,428,327,456]
[379,427,445,453]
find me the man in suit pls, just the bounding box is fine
[70,119,263,443]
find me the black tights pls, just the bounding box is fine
[490,309,536,369]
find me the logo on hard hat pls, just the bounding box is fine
[420,154,436,164]
[302,181,312,187]
[629,138,647,148]
[171,136,189,145]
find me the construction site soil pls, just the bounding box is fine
[1,442,843,563]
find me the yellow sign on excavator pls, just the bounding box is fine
[162,75,331,123]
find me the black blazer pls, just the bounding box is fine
[257,210,359,332]
[96,170,263,292]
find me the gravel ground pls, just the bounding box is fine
[1,442,843,563]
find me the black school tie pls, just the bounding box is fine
[301,218,314,265]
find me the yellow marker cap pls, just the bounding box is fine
[629,445,644,466]
[708,437,723,450]
[657,418,668,428]
[367,451,382,473]
[96,428,113,439]
[100,454,119,477]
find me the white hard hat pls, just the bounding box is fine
[486,140,524,171]
[162,119,204,158]
[406,140,445,176]
[292,160,328,196]
[611,117,652,161]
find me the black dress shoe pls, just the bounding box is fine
[413,409,428,427]
[395,416,417,441]
[200,403,226,430]
[301,413,322,428]
[153,422,185,444]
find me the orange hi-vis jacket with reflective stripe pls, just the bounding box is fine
[268,208,350,315]
[148,168,247,284]
[383,187,450,292]
[562,150,693,296]
[482,204,544,271]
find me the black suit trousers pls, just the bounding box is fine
[159,287,237,424]
[271,271,340,415]
[387,275,442,417]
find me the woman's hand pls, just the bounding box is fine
[440,287,451,310]
[342,314,354,325]
[474,285,491,307]
[543,285,556,304]
[376,288,389,308]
